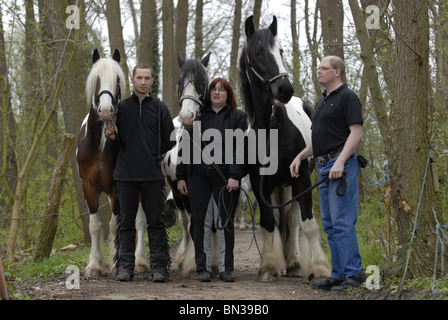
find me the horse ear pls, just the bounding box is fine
[268,16,277,37]
[201,52,211,68]
[113,49,121,63]
[245,15,255,38]
[92,49,100,64]
[177,53,186,68]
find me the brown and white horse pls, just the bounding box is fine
[76,49,149,276]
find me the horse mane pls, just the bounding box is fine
[239,29,276,126]
[85,57,127,108]
[177,58,209,102]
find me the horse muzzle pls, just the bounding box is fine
[98,106,114,122]
[179,109,196,126]
[270,77,294,106]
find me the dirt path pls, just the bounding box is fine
[28,228,385,301]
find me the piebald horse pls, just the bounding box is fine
[76,49,150,276]
[239,16,331,281]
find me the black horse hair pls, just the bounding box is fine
[177,58,209,105]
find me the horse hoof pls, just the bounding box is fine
[135,264,150,274]
[286,264,301,278]
[85,268,104,278]
[258,271,278,282]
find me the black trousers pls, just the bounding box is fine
[116,180,169,275]
[187,166,239,273]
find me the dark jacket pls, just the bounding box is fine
[112,92,175,181]
[176,105,248,181]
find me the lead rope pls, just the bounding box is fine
[258,105,346,210]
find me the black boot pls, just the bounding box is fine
[310,277,343,291]
[116,269,134,282]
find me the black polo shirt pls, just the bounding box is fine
[311,84,363,157]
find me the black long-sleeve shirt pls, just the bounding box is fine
[112,92,175,181]
[176,105,248,181]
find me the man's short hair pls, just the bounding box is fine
[133,64,154,78]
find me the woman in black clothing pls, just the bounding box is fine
[177,78,247,282]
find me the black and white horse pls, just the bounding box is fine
[163,53,212,277]
[239,16,331,281]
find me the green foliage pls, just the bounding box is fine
[358,192,398,268]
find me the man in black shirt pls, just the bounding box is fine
[290,56,366,291]
[106,64,175,282]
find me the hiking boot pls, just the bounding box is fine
[196,271,211,282]
[331,273,367,291]
[152,271,168,283]
[310,277,343,291]
[116,270,133,282]
[219,271,235,282]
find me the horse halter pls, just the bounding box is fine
[176,78,208,108]
[95,77,121,118]
[245,53,289,90]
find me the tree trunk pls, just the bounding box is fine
[290,0,304,98]
[58,0,92,243]
[127,0,140,46]
[0,7,18,212]
[106,0,130,88]
[0,255,8,300]
[389,0,439,277]
[162,0,177,116]
[229,0,242,90]
[34,134,75,262]
[253,0,263,29]
[319,0,344,59]
[175,0,189,60]
[305,0,322,102]
[349,0,389,148]
[139,0,160,96]
[194,0,204,59]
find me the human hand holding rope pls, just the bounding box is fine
[106,123,118,141]
[227,178,239,192]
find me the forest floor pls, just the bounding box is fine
[22,228,435,304]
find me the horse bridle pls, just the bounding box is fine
[176,77,208,108]
[245,53,290,90]
[95,77,121,118]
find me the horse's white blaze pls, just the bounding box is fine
[270,40,287,75]
[179,81,201,126]
[97,93,114,121]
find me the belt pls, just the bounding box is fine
[315,150,353,166]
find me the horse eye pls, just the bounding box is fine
[280,49,284,56]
